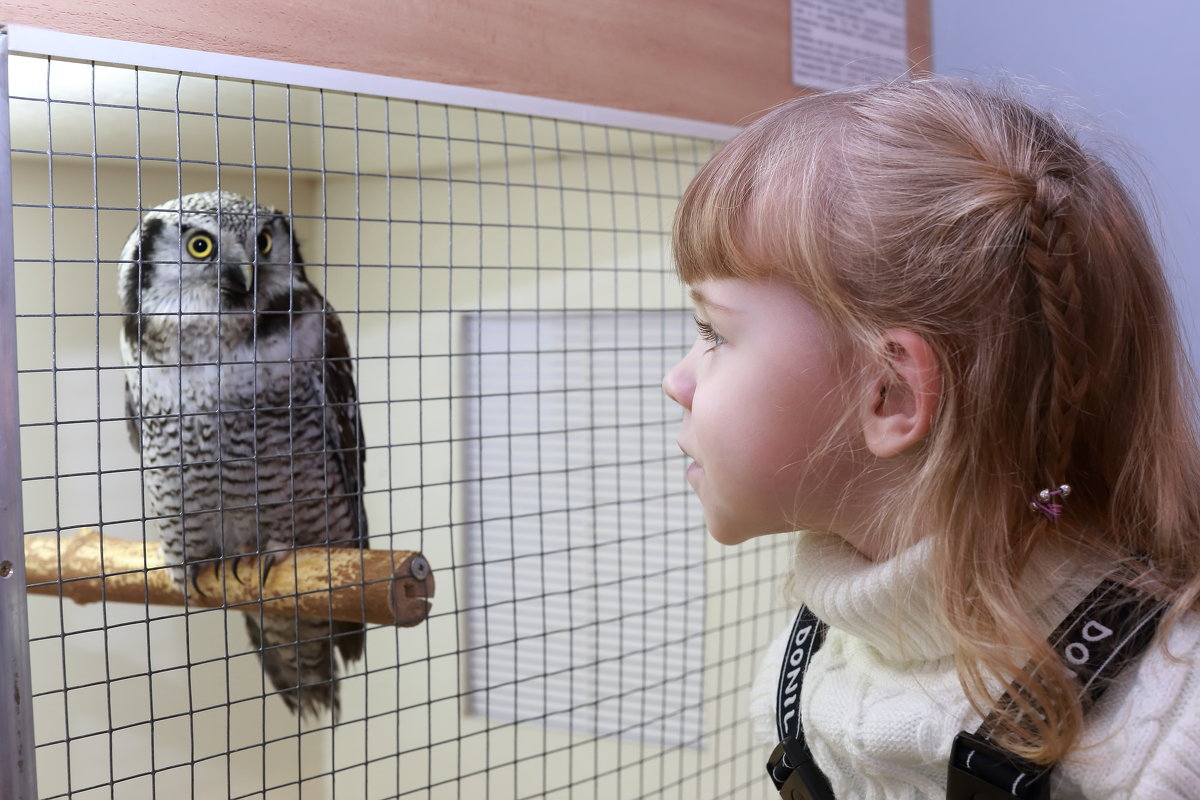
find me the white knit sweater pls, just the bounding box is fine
[748,532,1200,799]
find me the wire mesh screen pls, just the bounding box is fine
[6,47,794,799]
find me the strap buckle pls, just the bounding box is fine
[946,731,1051,800]
[766,738,836,800]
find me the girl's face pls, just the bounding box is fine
[662,278,860,545]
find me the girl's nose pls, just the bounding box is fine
[662,352,695,409]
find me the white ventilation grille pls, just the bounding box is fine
[461,310,703,746]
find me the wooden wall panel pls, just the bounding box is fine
[1,0,931,126]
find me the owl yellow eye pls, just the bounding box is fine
[257,231,273,256]
[186,232,215,259]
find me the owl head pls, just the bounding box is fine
[118,190,307,320]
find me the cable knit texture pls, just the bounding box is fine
[747,532,1200,799]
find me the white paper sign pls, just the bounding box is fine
[792,0,909,90]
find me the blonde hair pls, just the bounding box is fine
[674,78,1200,764]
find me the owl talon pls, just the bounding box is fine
[259,552,277,586]
[187,563,209,599]
[231,556,246,585]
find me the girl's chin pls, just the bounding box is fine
[701,510,757,546]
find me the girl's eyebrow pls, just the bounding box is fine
[689,288,733,313]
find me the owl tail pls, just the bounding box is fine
[244,613,365,720]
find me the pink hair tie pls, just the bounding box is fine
[1030,484,1072,521]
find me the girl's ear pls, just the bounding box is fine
[860,330,941,458]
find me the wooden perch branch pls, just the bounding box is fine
[24,529,434,627]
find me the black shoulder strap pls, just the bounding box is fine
[765,605,834,800]
[775,605,827,744]
[768,580,1163,800]
[946,577,1164,800]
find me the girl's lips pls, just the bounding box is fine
[677,443,700,482]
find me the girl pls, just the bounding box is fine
[663,78,1200,798]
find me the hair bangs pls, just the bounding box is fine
[672,98,850,319]
[672,133,784,286]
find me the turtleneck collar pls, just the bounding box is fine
[792,531,1099,663]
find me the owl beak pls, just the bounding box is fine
[218,262,254,294]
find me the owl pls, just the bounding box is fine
[118,191,366,718]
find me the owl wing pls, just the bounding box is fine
[283,224,366,544]
[318,302,369,665]
[320,304,368,548]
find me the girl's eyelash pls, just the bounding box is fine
[694,314,724,346]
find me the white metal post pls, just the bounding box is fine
[0,25,39,800]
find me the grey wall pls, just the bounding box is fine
[932,0,1200,354]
